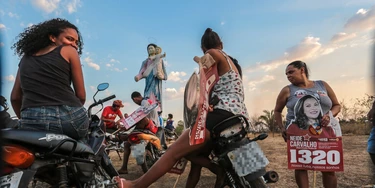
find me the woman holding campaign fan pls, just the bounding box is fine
[114,28,249,188]
[274,60,341,188]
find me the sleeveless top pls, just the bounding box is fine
[19,45,82,110]
[285,80,332,126]
[211,51,249,120]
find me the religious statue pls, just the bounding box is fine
[135,43,168,111]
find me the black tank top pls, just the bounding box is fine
[19,45,82,110]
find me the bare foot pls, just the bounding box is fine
[113,176,133,188]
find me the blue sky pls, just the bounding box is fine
[1,0,374,122]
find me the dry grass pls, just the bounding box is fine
[340,122,372,135]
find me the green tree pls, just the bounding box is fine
[258,110,276,137]
[175,120,185,136]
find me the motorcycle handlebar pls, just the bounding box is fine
[87,94,116,112]
[99,95,116,104]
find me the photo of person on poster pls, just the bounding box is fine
[286,94,338,138]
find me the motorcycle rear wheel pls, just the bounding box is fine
[141,149,156,173]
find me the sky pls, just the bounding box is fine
[0,0,374,122]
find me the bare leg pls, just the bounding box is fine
[185,162,202,188]
[117,129,211,188]
[118,142,131,174]
[321,171,337,188]
[117,118,149,174]
[295,170,309,188]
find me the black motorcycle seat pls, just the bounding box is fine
[1,128,94,155]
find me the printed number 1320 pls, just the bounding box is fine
[290,149,340,165]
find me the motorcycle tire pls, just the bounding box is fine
[263,171,279,183]
[247,177,267,188]
[141,149,156,173]
[101,153,119,178]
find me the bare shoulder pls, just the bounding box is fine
[280,85,290,95]
[60,45,79,63]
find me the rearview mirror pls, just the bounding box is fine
[97,83,109,91]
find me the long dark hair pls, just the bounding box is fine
[228,56,242,78]
[293,94,322,129]
[12,18,83,57]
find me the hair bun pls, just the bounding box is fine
[205,28,212,34]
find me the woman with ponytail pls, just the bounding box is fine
[115,28,248,188]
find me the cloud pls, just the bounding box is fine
[220,21,225,26]
[285,36,322,60]
[31,0,81,14]
[31,0,61,14]
[20,22,34,28]
[4,75,15,82]
[84,57,100,70]
[344,6,375,31]
[330,32,357,43]
[168,71,187,82]
[66,0,81,13]
[123,68,128,71]
[8,12,19,18]
[110,58,120,63]
[89,86,95,91]
[106,64,112,67]
[0,24,6,30]
[247,75,275,91]
[113,68,122,72]
[164,87,185,100]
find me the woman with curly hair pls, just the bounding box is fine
[10,18,88,140]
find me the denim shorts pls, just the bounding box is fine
[368,127,375,154]
[19,105,89,141]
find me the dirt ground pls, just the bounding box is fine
[110,134,375,188]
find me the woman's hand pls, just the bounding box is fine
[321,113,330,127]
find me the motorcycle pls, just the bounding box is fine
[105,130,129,160]
[127,128,163,173]
[0,83,120,188]
[164,128,179,144]
[210,114,279,187]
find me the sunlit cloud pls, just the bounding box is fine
[247,75,275,91]
[84,57,100,70]
[0,24,6,30]
[344,6,375,31]
[31,0,82,14]
[164,87,185,100]
[66,0,81,14]
[168,71,187,82]
[4,75,15,82]
[331,32,357,43]
[31,0,61,14]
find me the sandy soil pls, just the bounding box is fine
[110,134,375,188]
